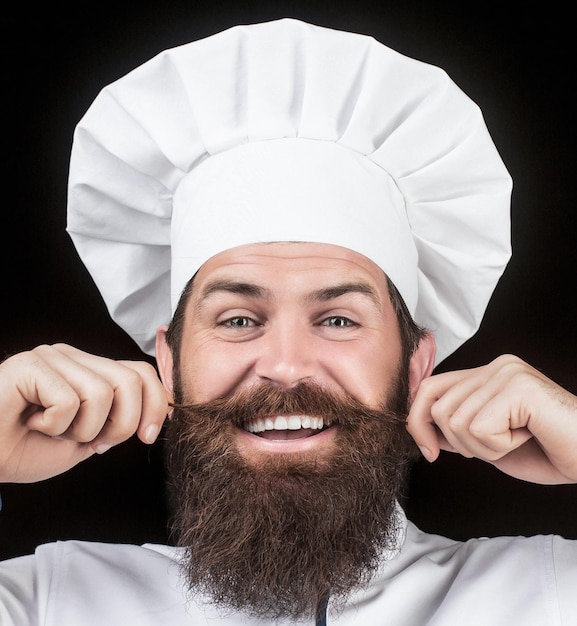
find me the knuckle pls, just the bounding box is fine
[449,442,474,458]
[38,418,68,438]
[131,361,157,377]
[106,420,137,444]
[447,414,467,430]
[30,343,52,354]
[151,389,170,413]
[50,342,73,352]
[493,354,527,378]
[91,379,115,405]
[115,423,137,441]
[468,430,507,459]
[18,346,47,370]
[57,392,81,415]
[430,400,449,423]
[417,377,437,397]
[468,422,489,439]
[493,353,522,367]
[67,424,99,443]
[117,365,145,391]
[30,344,58,360]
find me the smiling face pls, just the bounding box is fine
[158,241,421,465]
[156,242,435,620]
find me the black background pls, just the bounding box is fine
[1,1,576,560]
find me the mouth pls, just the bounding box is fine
[243,415,330,440]
[236,414,336,455]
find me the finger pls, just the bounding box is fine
[50,346,169,451]
[406,375,457,461]
[0,350,77,435]
[122,361,170,445]
[466,390,534,455]
[408,366,499,461]
[24,345,115,442]
[47,346,165,451]
[433,376,505,458]
[85,364,146,453]
[434,430,457,454]
[89,361,169,453]
[421,361,526,459]
[0,347,109,440]
[440,361,546,459]
[430,385,532,462]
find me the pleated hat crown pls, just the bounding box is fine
[67,19,512,362]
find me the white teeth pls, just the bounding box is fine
[275,416,288,430]
[287,416,301,430]
[244,415,327,434]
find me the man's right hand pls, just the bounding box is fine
[0,344,169,483]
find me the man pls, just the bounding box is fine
[1,19,576,625]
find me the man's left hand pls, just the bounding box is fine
[406,354,577,484]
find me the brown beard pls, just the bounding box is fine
[164,378,418,621]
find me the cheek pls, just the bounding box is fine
[179,339,255,403]
[320,338,402,409]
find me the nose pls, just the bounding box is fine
[254,320,318,388]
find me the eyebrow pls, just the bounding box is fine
[198,279,272,304]
[305,282,381,308]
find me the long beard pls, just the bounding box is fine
[164,378,418,621]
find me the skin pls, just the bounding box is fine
[407,355,577,483]
[0,242,575,485]
[0,345,168,483]
[154,242,435,465]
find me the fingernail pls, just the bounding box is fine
[94,443,111,455]
[144,424,160,444]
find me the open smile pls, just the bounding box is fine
[237,414,336,454]
[243,415,330,440]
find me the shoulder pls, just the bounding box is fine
[371,522,577,625]
[398,520,576,581]
[1,541,190,626]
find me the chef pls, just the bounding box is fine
[1,19,575,625]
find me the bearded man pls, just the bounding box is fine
[159,242,430,620]
[1,19,576,626]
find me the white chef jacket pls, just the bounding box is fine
[1,513,576,625]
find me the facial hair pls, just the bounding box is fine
[164,377,418,621]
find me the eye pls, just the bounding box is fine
[220,316,258,328]
[321,316,358,328]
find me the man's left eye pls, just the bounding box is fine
[322,316,357,328]
[221,316,257,328]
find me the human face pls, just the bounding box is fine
[164,242,405,464]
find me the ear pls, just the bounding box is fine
[408,332,436,403]
[155,325,175,402]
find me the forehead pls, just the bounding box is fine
[190,242,391,296]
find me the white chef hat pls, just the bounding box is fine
[67,18,511,363]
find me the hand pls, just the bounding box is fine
[406,354,577,484]
[0,344,169,483]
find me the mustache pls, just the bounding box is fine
[170,381,408,430]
